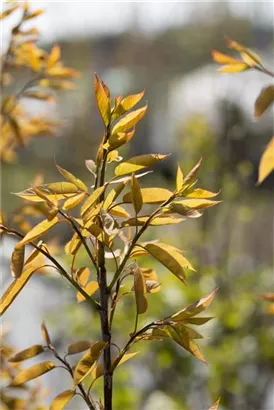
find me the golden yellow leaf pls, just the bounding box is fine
[77,281,99,303]
[50,390,75,410]
[56,165,88,192]
[81,186,105,216]
[258,137,274,184]
[24,9,44,20]
[112,105,147,134]
[103,183,126,211]
[254,85,274,119]
[134,267,148,315]
[131,174,143,214]
[171,288,217,321]
[109,205,129,218]
[115,154,169,176]
[122,215,184,227]
[65,233,81,256]
[112,91,145,119]
[41,321,51,346]
[11,245,25,278]
[218,63,249,73]
[11,361,55,386]
[176,164,184,190]
[74,341,106,384]
[173,199,221,210]
[123,187,173,204]
[186,188,219,199]
[106,128,136,151]
[75,267,91,286]
[94,74,111,127]
[226,37,262,65]
[0,267,37,316]
[63,192,86,211]
[16,216,59,248]
[211,50,242,65]
[0,5,20,20]
[47,45,61,69]
[67,341,92,355]
[8,345,44,362]
[145,243,194,284]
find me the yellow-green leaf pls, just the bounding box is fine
[42,182,79,194]
[176,164,184,190]
[112,91,145,119]
[41,321,52,346]
[109,205,129,218]
[11,245,25,278]
[56,165,88,192]
[9,345,44,362]
[257,137,274,184]
[112,105,147,134]
[77,281,99,303]
[94,74,111,127]
[218,63,249,73]
[254,85,274,119]
[74,341,106,384]
[63,192,86,211]
[0,267,37,316]
[145,243,194,284]
[186,188,219,199]
[171,288,217,321]
[11,361,56,386]
[115,154,169,176]
[122,215,184,227]
[173,199,221,210]
[67,341,92,355]
[107,129,136,151]
[134,267,147,315]
[16,216,59,248]
[131,174,143,214]
[50,390,75,410]
[81,186,105,216]
[123,187,173,204]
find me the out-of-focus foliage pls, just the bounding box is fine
[212,37,274,184]
[0,1,79,163]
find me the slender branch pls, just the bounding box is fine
[1,225,100,311]
[255,65,274,79]
[108,194,176,291]
[48,345,96,410]
[58,210,99,274]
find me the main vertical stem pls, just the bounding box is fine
[98,246,112,410]
[97,126,112,410]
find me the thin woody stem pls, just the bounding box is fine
[1,225,100,311]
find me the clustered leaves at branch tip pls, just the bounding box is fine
[212,36,274,184]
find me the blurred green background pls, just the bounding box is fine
[2,2,274,410]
